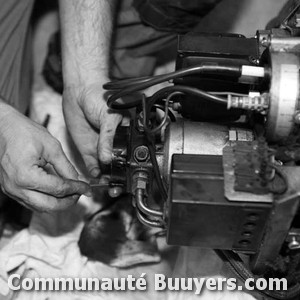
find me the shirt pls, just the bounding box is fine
[0,0,34,113]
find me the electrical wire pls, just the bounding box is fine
[153,104,176,122]
[268,164,288,195]
[147,85,228,109]
[104,75,164,90]
[215,250,300,300]
[105,64,242,109]
[140,86,227,135]
[210,91,249,97]
[143,92,182,135]
[139,87,226,203]
[140,96,168,202]
[147,139,168,202]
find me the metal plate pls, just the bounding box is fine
[223,146,273,203]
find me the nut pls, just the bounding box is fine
[134,146,149,162]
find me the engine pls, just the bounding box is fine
[102,1,300,292]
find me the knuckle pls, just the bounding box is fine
[54,181,77,197]
[52,184,65,197]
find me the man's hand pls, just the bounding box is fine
[63,83,122,177]
[59,0,119,177]
[0,102,90,212]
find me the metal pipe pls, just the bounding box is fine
[136,209,164,228]
[135,188,163,218]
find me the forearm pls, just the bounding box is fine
[58,0,117,87]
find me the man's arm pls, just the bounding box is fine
[59,0,122,177]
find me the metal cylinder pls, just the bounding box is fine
[266,48,300,141]
[162,120,230,182]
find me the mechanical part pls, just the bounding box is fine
[288,237,300,250]
[223,145,273,203]
[227,93,269,113]
[286,229,300,250]
[174,33,259,122]
[232,140,273,195]
[108,186,124,198]
[102,11,300,286]
[163,120,230,182]
[250,167,300,273]
[266,36,300,142]
[166,154,272,252]
[134,146,149,162]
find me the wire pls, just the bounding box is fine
[268,164,288,195]
[104,75,163,90]
[210,91,249,97]
[147,85,228,108]
[105,64,241,109]
[153,104,176,122]
[143,92,182,135]
[139,94,168,201]
[215,249,300,300]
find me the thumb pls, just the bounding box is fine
[82,152,101,178]
[98,113,122,164]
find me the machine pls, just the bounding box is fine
[102,1,300,298]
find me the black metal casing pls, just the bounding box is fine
[167,154,272,253]
[175,33,259,121]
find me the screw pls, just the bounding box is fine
[134,146,149,162]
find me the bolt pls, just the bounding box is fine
[288,236,300,250]
[134,146,149,162]
[108,186,123,198]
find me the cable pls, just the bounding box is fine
[215,249,300,300]
[153,104,176,122]
[147,85,228,109]
[143,92,182,135]
[105,64,242,109]
[268,164,288,195]
[210,91,249,97]
[104,75,163,90]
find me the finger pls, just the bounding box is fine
[24,166,90,198]
[43,140,79,180]
[99,113,122,164]
[64,119,100,178]
[81,152,101,178]
[25,190,80,211]
[11,189,80,212]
